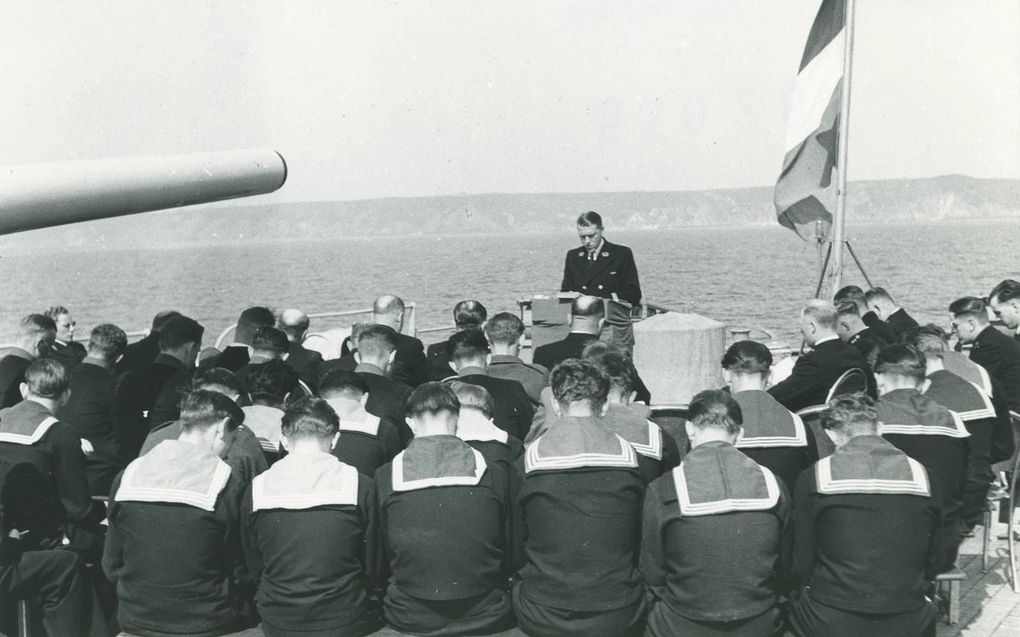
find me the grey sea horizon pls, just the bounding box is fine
[2,218,1018,349]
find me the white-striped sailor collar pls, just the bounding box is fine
[625,420,662,459]
[115,440,231,512]
[816,436,930,496]
[601,404,663,460]
[672,454,780,516]
[733,391,808,449]
[456,411,509,444]
[391,447,487,492]
[924,372,996,422]
[879,410,970,439]
[251,453,359,511]
[0,416,59,446]
[324,399,381,437]
[525,432,639,473]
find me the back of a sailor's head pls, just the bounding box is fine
[799,299,838,345]
[721,340,772,390]
[450,381,495,421]
[447,328,489,371]
[193,368,244,403]
[178,389,244,457]
[405,382,460,437]
[158,315,204,366]
[453,300,487,331]
[282,397,340,453]
[485,312,525,354]
[252,326,289,360]
[150,309,182,333]
[874,344,926,395]
[88,323,128,364]
[569,295,605,334]
[551,358,609,418]
[833,285,867,312]
[864,286,900,316]
[319,370,370,416]
[686,389,742,447]
[235,306,275,345]
[21,358,70,408]
[372,295,405,330]
[585,348,636,402]
[900,325,948,370]
[247,359,299,406]
[822,392,879,447]
[356,324,398,370]
[15,313,57,358]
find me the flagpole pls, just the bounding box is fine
[828,0,855,297]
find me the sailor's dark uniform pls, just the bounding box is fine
[847,327,887,370]
[242,452,383,637]
[732,389,818,491]
[878,389,969,567]
[444,366,534,442]
[514,416,648,637]
[790,435,940,637]
[242,404,286,463]
[374,435,518,636]
[141,421,269,486]
[326,408,402,477]
[923,370,997,527]
[768,338,872,413]
[0,400,103,551]
[103,440,252,637]
[886,307,919,336]
[641,441,791,636]
[600,402,681,483]
[0,349,32,408]
[45,339,87,373]
[456,411,525,476]
[487,354,549,406]
[117,352,191,460]
[861,311,898,344]
[353,362,414,447]
[58,357,126,495]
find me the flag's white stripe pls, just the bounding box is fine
[783,30,845,153]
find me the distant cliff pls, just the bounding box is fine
[3,175,1018,251]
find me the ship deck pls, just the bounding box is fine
[940,517,1020,636]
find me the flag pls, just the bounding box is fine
[775,0,846,239]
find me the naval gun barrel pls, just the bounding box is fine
[0,148,287,235]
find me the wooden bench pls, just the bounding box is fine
[935,566,967,625]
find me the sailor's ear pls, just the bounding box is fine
[628,390,638,404]
[721,369,732,385]
[405,416,418,435]
[353,352,362,364]
[684,421,694,440]
[516,333,526,348]
[387,350,397,366]
[551,401,562,418]
[280,436,290,451]
[19,382,28,399]
[485,352,492,367]
[283,391,291,404]
[360,393,369,408]
[599,402,609,417]
[448,361,458,373]
[330,432,341,450]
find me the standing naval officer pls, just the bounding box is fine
[560,211,641,353]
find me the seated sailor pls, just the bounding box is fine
[875,344,969,567]
[0,359,104,555]
[641,389,791,637]
[514,359,648,637]
[789,393,940,637]
[904,326,1001,531]
[374,382,518,636]
[241,359,299,460]
[724,340,817,491]
[319,369,402,476]
[589,349,680,482]
[103,390,254,637]
[234,325,290,390]
[142,368,269,485]
[242,398,383,637]
[484,311,549,406]
[449,381,524,471]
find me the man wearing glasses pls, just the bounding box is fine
[43,305,86,372]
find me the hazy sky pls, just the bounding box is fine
[1,1,1017,202]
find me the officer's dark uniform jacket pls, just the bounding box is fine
[0,400,98,542]
[732,390,818,492]
[103,440,249,637]
[878,388,969,563]
[324,403,402,477]
[516,417,646,619]
[924,370,998,526]
[791,436,942,631]
[560,239,642,306]
[641,441,791,630]
[352,363,414,447]
[59,357,126,495]
[374,435,518,636]
[242,452,382,637]
[600,403,681,483]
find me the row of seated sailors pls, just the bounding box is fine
[0,331,998,637]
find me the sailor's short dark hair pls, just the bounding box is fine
[193,368,244,398]
[874,344,926,380]
[576,211,603,228]
[453,301,487,330]
[158,315,204,351]
[282,397,339,441]
[252,326,289,354]
[485,312,525,345]
[88,324,128,360]
[821,393,878,434]
[688,390,742,435]
[447,328,490,362]
[24,359,69,398]
[835,300,861,317]
[990,279,1020,304]
[179,390,243,434]
[449,381,495,420]
[406,382,461,419]
[949,296,987,320]
[721,340,773,375]
[550,358,609,410]
[236,306,276,341]
[246,359,299,402]
[19,314,56,339]
[864,287,895,304]
[585,349,636,394]
[357,324,398,358]
[833,285,866,306]
[319,369,370,399]
[899,325,948,360]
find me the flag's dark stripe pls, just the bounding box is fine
[799,0,846,72]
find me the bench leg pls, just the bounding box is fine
[17,599,30,637]
[949,580,960,625]
[982,508,991,573]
